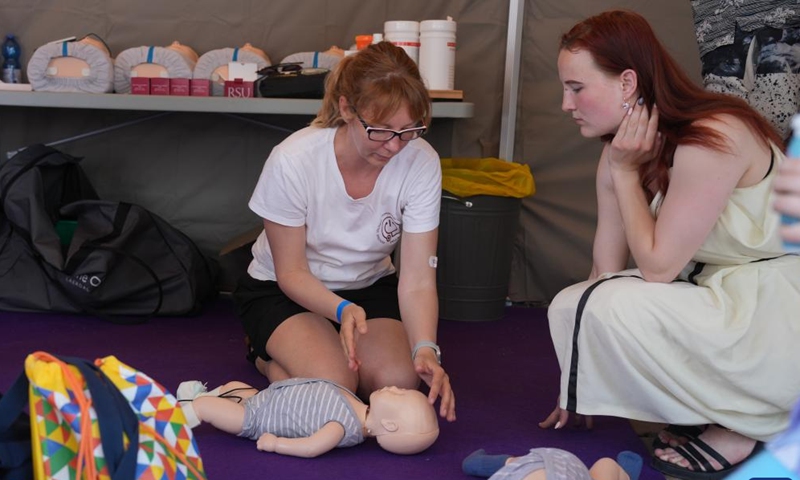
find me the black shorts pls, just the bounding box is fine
[232,274,401,363]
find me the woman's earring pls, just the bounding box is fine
[622,101,630,110]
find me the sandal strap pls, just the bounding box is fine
[672,443,706,472]
[690,436,734,470]
[665,424,705,439]
[672,436,734,474]
[654,424,706,450]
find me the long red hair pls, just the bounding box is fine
[561,10,782,201]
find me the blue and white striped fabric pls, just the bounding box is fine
[239,378,364,448]
[489,448,592,480]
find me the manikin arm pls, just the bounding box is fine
[255,421,346,458]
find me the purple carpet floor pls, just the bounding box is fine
[0,298,664,480]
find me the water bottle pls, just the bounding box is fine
[2,34,22,84]
[783,114,800,252]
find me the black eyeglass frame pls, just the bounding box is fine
[352,109,428,142]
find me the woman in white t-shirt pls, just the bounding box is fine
[234,42,455,422]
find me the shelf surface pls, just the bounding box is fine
[0,91,474,118]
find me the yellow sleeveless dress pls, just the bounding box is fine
[548,144,800,441]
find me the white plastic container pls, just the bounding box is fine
[419,17,457,90]
[384,20,420,64]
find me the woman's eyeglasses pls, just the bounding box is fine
[353,110,428,142]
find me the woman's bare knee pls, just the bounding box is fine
[256,358,289,382]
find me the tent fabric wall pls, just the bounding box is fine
[0,0,508,254]
[507,0,702,304]
[0,1,702,303]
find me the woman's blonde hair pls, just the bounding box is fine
[312,42,431,128]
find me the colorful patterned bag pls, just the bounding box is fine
[21,351,206,480]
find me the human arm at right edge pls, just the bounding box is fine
[774,159,800,243]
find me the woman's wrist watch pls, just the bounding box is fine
[412,340,441,365]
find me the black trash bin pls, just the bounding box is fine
[436,192,522,321]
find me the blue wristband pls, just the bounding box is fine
[335,300,352,323]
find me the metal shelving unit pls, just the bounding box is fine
[0,91,474,118]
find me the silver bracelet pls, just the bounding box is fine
[411,340,441,365]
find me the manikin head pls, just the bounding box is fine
[366,387,439,455]
[78,35,110,57]
[167,41,199,64]
[46,35,111,78]
[240,42,270,63]
[325,45,345,57]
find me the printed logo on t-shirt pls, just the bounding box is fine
[377,213,401,244]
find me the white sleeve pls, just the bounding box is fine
[248,145,307,227]
[402,146,442,233]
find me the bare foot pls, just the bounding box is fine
[656,425,757,473]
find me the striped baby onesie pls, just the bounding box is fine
[239,378,365,448]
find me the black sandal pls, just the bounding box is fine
[652,436,764,480]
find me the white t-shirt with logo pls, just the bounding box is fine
[248,126,442,290]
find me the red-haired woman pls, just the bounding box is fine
[235,42,455,423]
[539,9,800,480]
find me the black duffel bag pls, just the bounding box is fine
[0,144,218,320]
